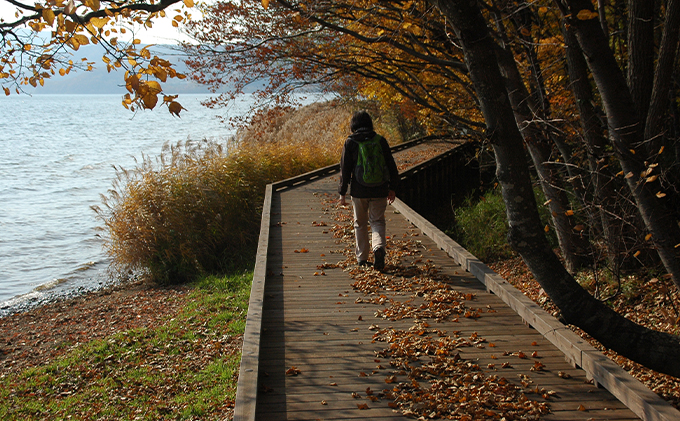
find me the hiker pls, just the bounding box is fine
[338,110,399,271]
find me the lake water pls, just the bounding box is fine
[0,93,258,315]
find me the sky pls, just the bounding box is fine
[0,0,198,45]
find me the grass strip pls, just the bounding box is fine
[0,270,252,421]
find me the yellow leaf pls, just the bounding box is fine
[577,404,587,411]
[91,17,109,29]
[132,38,141,44]
[633,250,641,258]
[73,34,90,46]
[155,68,167,82]
[573,224,584,232]
[91,0,100,10]
[262,0,269,9]
[59,68,66,76]
[656,192,667,198]
[576,9,598,20]
[183,0,194,6]
[24,44,32,51]
[659,146,665,154]
[645,234,652,241]
[42,9,56,26]
[565,210,574,216]
[625,172,634,179]
[146,80,162,93]
[646,174,658,183]
[4,87,10,96]
[544,225,550,233]
[171,20,179,27]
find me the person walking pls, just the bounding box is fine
[338,110,399,271]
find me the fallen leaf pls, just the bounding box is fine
[285,366,301,376]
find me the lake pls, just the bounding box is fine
[0,93,258,314]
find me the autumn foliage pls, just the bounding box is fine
[1,0,193,114]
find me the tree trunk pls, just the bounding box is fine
[627,0,656,128]
[557,0,680,290]
[645,0,680,155]
[495,42,591,273]
[428,0,680,377]
[561,19,630,274]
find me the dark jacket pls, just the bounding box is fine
[338,128,400,198]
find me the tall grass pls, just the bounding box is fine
[94,100,356,284]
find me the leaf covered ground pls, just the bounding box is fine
[0,273,251,420]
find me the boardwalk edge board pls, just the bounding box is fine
[391,197,680,421]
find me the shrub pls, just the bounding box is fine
[94,101,353,284]
[450,188,515,262]
[449,185,559,263]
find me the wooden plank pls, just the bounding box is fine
[390,197,680,421]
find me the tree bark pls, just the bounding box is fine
[495,41,591,273]
[428,0,680,377]
[645,0,680,155]
[627,0,656,128]
[556,0,680,290]
[561,19,632,274]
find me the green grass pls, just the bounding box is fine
[445,185,559,263]
[0,270,253,421]
[448,188,515,262]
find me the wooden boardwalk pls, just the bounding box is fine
[235,142,680,421]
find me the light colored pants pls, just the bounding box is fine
[351,196,388,261]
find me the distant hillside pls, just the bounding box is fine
[30,44,212,95]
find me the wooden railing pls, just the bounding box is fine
[398,140,486,215]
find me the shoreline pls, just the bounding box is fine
[0,274,123,319]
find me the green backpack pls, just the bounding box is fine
[354,135,390,187]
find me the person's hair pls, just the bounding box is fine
[350,110,373,132]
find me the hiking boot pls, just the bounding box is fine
[373,247,386,271]
[358,260,371,267]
